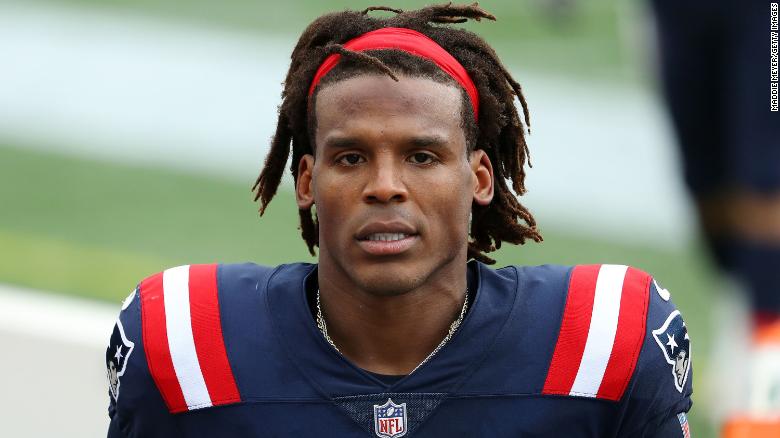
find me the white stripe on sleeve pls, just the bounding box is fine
[163,265,212,409]
[569,264,628,397]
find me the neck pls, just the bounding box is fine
[316,261,468,375]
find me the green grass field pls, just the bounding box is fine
[0,144,715,435]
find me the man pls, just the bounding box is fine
[106,4,692,436]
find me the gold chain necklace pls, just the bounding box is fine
[315,288,469,375]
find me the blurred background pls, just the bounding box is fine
[0,0,732,436]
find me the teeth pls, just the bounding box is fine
[366,233,409,242]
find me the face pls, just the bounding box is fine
[296,74,494,295]
[674,350,688,385]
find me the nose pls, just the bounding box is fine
[362,155,408,204]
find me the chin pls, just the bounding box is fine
[350,263,429,297]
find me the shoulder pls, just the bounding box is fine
[106,281,178,436]
[533,264,692,415]
[504,264,691,404]
[135,263,277,309]
[458,263,691,434]
[518,264,654,401]
[131,263,257,413]
[106,263,302,428]
[621,275,693,428]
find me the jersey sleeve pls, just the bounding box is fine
[106,286,181,437]
[617,276,693,437]
[645,412,692,438]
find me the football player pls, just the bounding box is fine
[106,4,693,437]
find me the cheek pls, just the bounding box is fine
[311,170,357,232]
[418,169,473,231]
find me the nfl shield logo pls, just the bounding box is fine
[373,398,407,438]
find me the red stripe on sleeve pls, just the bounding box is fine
[188,264,241,406]
[139,272,188,413]
[596,267,651,400]
[542,265,601,395]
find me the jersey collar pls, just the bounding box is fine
[265,261,520,398]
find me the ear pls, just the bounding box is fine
[296,154,315,210]
[470,149,494,206]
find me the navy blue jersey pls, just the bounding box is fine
[106,262,693,437]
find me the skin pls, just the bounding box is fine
[296,74,494,375]
[699,192,780,243]
[674,350,688,386]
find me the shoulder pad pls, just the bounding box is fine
[139,264,241,413]
[542,264,651,401]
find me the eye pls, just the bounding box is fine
[409,152,436,165]
[336,153,365,166]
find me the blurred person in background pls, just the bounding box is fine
[650,0,780,435]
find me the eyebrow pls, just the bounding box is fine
[323,136,363,150]
[408,135,449,148]
[323,134,450,149]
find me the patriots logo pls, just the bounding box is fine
[107,291,136,401]
[652,310,691,393]
[374,399,407,438]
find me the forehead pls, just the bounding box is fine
[313,75,464,145]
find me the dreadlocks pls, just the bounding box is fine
[252,3,542,264]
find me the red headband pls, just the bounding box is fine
[308,27,479,121]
